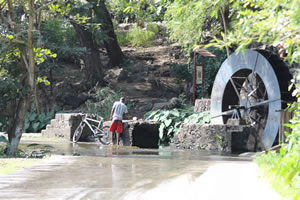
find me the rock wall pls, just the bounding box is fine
[104,120,160,148]
[194,99,211,112]
[41,113,83,140]
[173,123,231,151]
[173,123,257,152]
[42,113,159,148]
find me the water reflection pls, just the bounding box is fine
[19,140,253,162]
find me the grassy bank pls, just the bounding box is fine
[256,151,300,200]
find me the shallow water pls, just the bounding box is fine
[19,140,253,162]
[2,140,255,200]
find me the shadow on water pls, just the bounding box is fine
[19,139,253,162]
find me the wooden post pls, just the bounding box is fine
[202,57,205,98]
[193,51,196,105]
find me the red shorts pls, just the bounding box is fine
[109,121,123,134]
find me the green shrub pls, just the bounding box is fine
[116,24,158,47]
[256,75,300,200]
[0,136,9,156]
[146,23,160,34]
[145,108,210,145]
[24,111,56,133]
[169,63,192,82]
[116,31,131,46]
[85,86,125,120]
[128,25,156,47]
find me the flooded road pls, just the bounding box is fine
[0,140,279,200]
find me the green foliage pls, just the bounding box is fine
[85,86,125,120]
[169,63,192,82]
[145,108,210,145]
[108,0,164,24]
[116,31,131,46]
[0,73,28,132]
[208,0,300,64]
[116,24,158,47]
[24,111,56,133]
[256,150,300,200]
[256,74,300,200]
[39,18,86,59]
[165,0,224,52]
[146,23,160,34]
[0,136,9,156]
[170,47,227,98]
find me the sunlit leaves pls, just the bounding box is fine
[123,6,134,14]
[209,0,300,64]
[6,35,14,40]
[48,2,71,15]
[36,76,50,86]
[165,0,225,52]
[145,108,210,144]
[33,48,57,64]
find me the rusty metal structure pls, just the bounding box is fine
[210,49,293,150]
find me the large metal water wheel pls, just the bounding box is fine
[210,49,293,150]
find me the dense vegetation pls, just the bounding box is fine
[145,106,210,145]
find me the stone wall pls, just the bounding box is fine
[41,113,83,140]
[173,123,257,152]
[104,120,160,148]
[194,99,211,112]
[42,113,159,148]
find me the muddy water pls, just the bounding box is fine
[4,140,254,200]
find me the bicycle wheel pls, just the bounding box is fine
[73,122,85,143]
[98,126,110,145]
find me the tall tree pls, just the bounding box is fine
[90,0,124,67]
[70,20,105,87]
[0,0,58,155]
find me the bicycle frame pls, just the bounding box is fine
[82,116,103,135]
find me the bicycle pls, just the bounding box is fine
[72,114,110,145]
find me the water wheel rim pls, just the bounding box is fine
[210,49,281,150]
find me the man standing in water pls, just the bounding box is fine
[109,97,128,145]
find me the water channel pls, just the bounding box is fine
[0,140,276,200]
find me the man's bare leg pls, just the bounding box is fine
[116,133,119,145]
[111,132,115,145]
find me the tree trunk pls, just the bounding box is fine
[71,21,104,87]
[90,0,124,66]
[7,96,31,155]
[6,0,36,156]
[220,3,230,57]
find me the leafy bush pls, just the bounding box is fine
[169,63,192,82]
[145,108,210,145]
[0,135,9,156]
[256,75,300,200]
[116,24,157,47]
[0,73,28,132]
[165,0,222,52]
[146,23,160,34]
[86,86,125,120]
[129,25,156,47]
[24,111,56,133]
